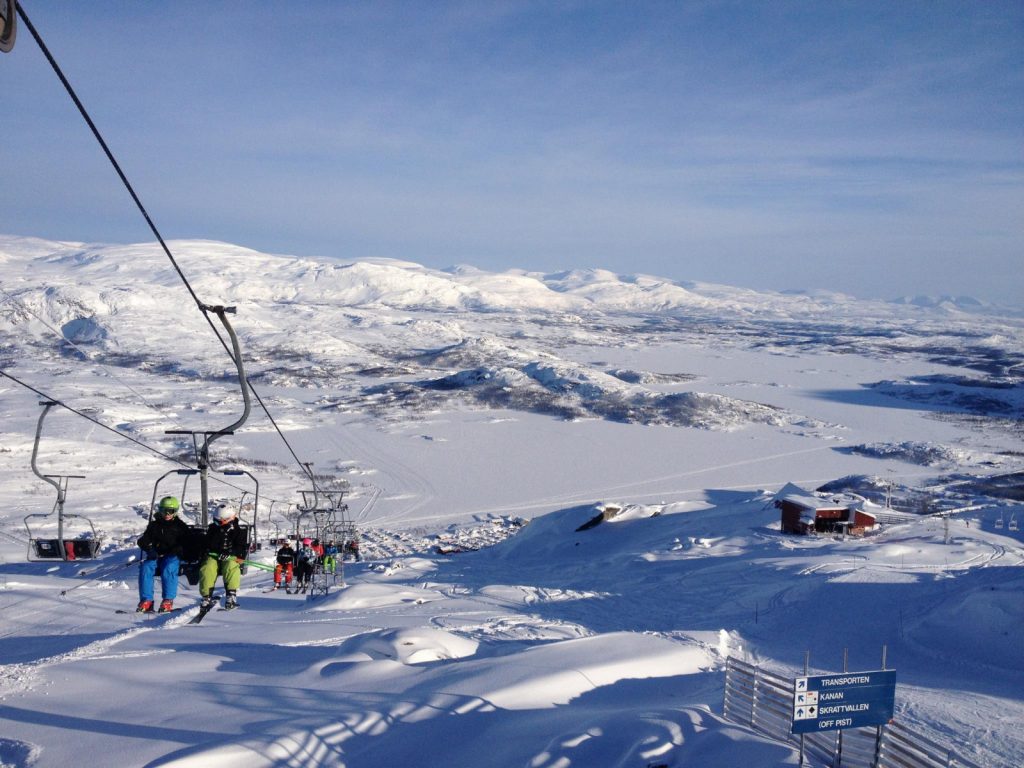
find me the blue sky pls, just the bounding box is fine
[3,1,1022,303]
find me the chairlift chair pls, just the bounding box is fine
[149,468,207,583]
[23,402,102,562]
[147,470,257,583]
[206,469,259,573]
[23,476,101,561]
[267,500,293,544]
[149,305,255,581]
[294,481,351,594]
[223,468,258,551]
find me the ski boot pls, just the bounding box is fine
[200,594,215,611]
[136,600,154,613]
[158,599,174,613]
[224,590,238,610]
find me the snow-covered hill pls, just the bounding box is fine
[1,235,1023,767]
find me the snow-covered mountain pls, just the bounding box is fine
[2,234,1013,320]
[1,235,1023,767]
[4,235,1022,433]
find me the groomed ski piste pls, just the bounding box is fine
[2,238,1024,767]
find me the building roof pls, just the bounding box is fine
[773,482,862,513]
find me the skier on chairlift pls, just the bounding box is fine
[273,538,296,591]
[345,536,361,562]
[295,537,316,591]
[322,540,338,574]
[136,496,189,613]
[199,503,248,610]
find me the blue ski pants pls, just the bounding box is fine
[139,553,180,602]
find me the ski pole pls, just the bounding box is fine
[59,554,138,597]
[242,559,275,572]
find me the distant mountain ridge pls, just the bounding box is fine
[3,234,1010,319]
[888,294,988,310]
[2,234,1021,435]
[0,234,838,433]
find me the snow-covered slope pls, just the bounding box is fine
[1,235,1023,767]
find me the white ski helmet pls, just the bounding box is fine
[212,503,236,523]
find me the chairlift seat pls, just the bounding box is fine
[71,539,102,558]
[32,539,63,559]
[178,525,210,584]
[178,524,252,583]
[31,538,100,560]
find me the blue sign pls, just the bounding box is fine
[792,670,896,734]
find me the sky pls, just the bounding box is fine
[2,0,1022,304]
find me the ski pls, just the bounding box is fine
[188,594,219,625]
[116,608,181,616]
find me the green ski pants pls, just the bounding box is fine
[199,555,241,597]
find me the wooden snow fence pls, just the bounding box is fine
[723,657,984,768]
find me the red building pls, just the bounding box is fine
[774,483,877,536]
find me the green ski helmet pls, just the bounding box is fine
[158,496,180,515]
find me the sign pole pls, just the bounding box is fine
[799,650,809,767]
[873,646,888,768]
[834,649,850,767]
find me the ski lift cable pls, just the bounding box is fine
[0,370,299,507]
[4,369,259,500]
[0,296,304,505]
[16,3,314,485]
[0,283,189,432]
[0,367,187,465]
[15,4,204,313]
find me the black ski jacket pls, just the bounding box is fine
[276,545,296,566]
[138,516,189,557]
[204,519,248,560]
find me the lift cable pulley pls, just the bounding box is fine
[0,0,16,53]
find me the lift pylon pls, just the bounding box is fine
[164,305,252,526]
